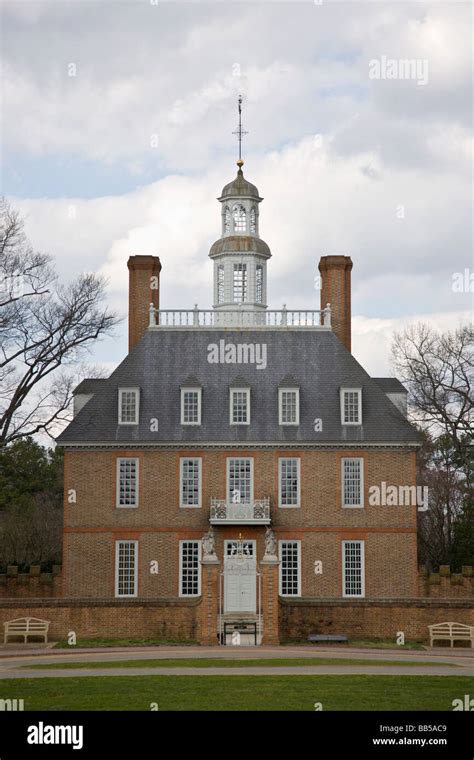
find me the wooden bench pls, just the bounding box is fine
[3,617,50,644]
[428,621,474,648]
[308,634,348,643]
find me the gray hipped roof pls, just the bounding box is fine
[58,329,421,446]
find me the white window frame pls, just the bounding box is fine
[278,387,300,425]
[118,387,140,425]
[226,457,254,504]
[115,540,138,598]
[179,457,202,508]
[179,540,202,597]
[342,540,365,598]
[116,457,139,508]
[229,387,251,425]
[180,387,202,426]
[341,457,364,508]
[340,387,362,425]
[279,540,301,597]
[278,458,301,508]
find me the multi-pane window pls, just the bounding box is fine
[256,264,263,303]
[233,263,247,302]
[279,388,299,425]
[230,388,250,425]
[232,204,246,232]
[279,541,301,596]
[180,458,201,508]
[341,388,362,424]
[118,388,139,424]
[179,541,201,596]
[115,541,138,597]
[279,458,300,507]
[116,458,139,508]
[250,207,257,234]
[342,540,365,597]
[227,458,253,504]
[217,264,225,304]
[342,457,364,508]
[181,388,201,425]
[224,207,231,233]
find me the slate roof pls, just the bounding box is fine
[373,378,408,394]
[57,329,421,446]
[73,378,107,395]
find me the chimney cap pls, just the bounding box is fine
[127,255,162,272]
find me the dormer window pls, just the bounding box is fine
[341,388,362,425]
[279,388,300,425]
[118,387,139,425]
[224,206,231,233]
[181,387,202,425]
[230,387,250,425]
[232,204,246,232]
[250,207,257,234]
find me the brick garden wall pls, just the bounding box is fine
[0,599,199,641]
[279,598,474,642]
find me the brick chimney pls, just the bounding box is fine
[318,255,353,352]
[127,255,162,351]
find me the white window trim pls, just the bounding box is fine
[180,387,202,426]
[340,387,362,425]
[226,457,254,504]
[116,457,139,508]
[278,457,301,508]
[179,540,202,597]
[115,540,138,598]
[229,387,251,426]
[342,540,365,598]
[179,457,202,508]
[278,387,300,426]
[278,540,301,597]
[341,457,365,508]
[118,387,140,425]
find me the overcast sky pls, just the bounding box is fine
[2,0,473,377]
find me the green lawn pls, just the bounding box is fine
[25,657,455,670]
[0,675,468,710]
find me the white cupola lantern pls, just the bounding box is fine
[209,159,271,323]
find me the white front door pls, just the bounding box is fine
[224,540,257,613]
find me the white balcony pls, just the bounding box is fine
[149,305,331,330]
[210,497,271,525]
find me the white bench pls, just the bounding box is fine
[3,616,50,644]
[428,621,474,648]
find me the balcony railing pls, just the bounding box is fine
[149,304,331,330]
[210,497,271,525]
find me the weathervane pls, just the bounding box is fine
[232,94,248,167]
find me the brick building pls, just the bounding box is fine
[56,158,423,644]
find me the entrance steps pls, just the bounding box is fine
[219,613,262,646]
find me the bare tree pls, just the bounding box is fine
[392,324,473,569]
[392,323,473,467]
[0,198,119,445]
